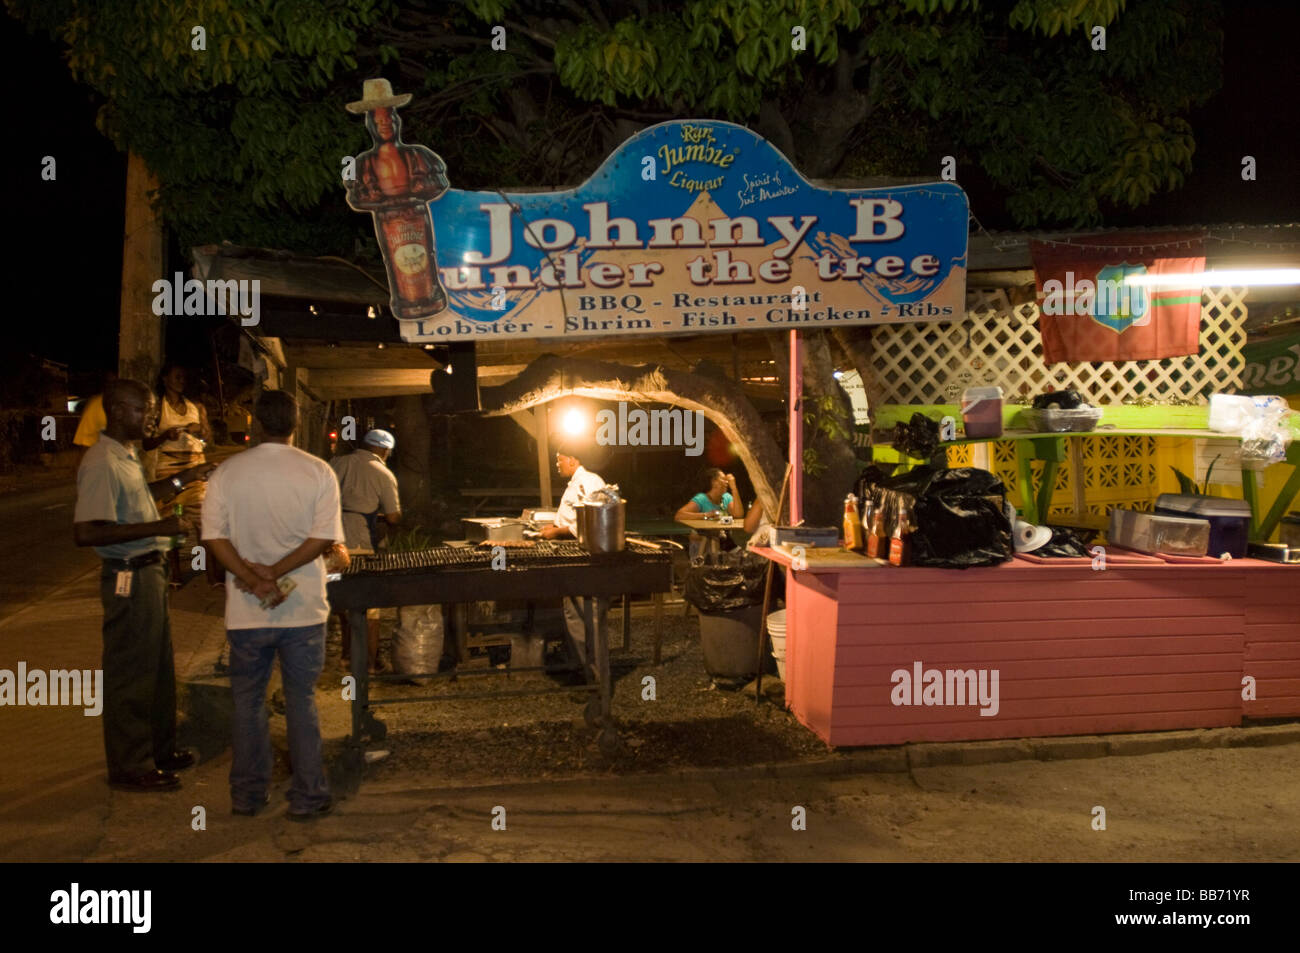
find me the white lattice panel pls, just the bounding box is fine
[872,287,1247,405]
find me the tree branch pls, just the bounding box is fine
[757,100,796,160]
[477,355,785,518]
[504,19,559,49]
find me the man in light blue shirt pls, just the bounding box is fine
[74,378,211,792]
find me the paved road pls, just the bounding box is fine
[0,481,97,619]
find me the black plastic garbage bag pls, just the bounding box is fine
[875,465,1013,568]
[684,549,769,613]
[1032,389,1084,410]
[1031,526,1094,558]
[853,464,896,503]
[892,413,940,460]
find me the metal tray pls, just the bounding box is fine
[1022,407,1104,433]
[1247,542,1300,564]
[461,517,526,543]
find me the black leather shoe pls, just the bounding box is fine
[156,750,195,771]
[286,799,334,822]
[232,794,271,817]
[109,770,181,792]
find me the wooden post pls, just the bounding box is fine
[789,329,803,524]
[536,405,552,506]
[117,153,164,386]
[392,393,433,522]
[1069,436,1086,520]
[283,365,305,446]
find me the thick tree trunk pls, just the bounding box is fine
[392,394,434,523]
[833,326,884,431]
[799,333,859,527]
[477,355,785,519]
[762,331,859,527]
[118,152,164,387]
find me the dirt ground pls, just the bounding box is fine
[325,603,830,785]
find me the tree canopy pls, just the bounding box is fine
[8,0,1222,255]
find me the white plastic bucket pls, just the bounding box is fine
[767,611,787,679]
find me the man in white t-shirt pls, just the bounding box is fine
[203,390,344,821]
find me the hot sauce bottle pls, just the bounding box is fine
[843,494,865,551]
[866,497,888,559]
[860,498,875,555]
[890,501,913,567]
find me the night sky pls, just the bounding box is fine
[2,2,1296,378]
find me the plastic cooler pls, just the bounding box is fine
[961,386,1003,439]
[1154,494,1251,559]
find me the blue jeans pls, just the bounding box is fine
[227,624,330,812]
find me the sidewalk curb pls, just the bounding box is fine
[0,563,101,626]
[351,722,1300,801]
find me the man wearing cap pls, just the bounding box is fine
[540,442,609,680]
[330,430,401,672]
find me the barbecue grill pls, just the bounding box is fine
[341,539,662,575]
[328,539,674,761]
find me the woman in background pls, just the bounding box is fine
[675,468,745,521]
[147,364,218,587]
[675,468,745,562]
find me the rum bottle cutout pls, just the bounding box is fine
[345,80,451,320]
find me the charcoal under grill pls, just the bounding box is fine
[328,538,675,761]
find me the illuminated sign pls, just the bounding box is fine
[392,119,968,342]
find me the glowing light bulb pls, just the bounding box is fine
[561,407,587,436]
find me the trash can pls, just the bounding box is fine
[684,551,769,679]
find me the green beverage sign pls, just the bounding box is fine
[1240,330,1300,396]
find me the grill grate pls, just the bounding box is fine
[342,539,669,577]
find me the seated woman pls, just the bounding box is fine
[675,469,745,562]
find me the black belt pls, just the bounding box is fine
[102,550,165,570]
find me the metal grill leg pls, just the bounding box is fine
[347,608,368,744]
[594,598,619,756]
[653,591,664,665]
[621,593,631,651]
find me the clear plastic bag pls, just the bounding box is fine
[1237,396,1293,469]
[391,605,445,684]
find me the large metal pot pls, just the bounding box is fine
[579,499,626,553]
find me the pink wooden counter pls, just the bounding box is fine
[754,548,1300,747]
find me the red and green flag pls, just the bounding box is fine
[1032,231,1206,364]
